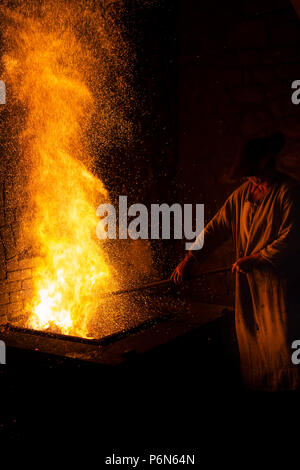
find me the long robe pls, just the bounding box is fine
[192,174,300,391]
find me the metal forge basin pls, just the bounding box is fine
[0,301,234,366]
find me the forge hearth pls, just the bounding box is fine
[0,301,233,365]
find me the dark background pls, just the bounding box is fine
[103,0,300,304]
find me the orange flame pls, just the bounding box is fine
[3,2,125,337]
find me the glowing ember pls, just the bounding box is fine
[2,1,130,337]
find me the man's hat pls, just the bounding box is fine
[229,131,286,180]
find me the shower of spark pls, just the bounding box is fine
[1,0,137,337]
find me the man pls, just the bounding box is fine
[171,131,300,391]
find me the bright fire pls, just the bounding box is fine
[2,2,125,337]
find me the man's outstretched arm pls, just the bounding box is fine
[171,191,235,284]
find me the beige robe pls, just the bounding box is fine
[192,175,300,391]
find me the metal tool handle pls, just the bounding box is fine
[102,266,232,298]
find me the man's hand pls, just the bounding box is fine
[171,254,196,285]
[232,252,263,274]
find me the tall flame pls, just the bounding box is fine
[2,2,127,337]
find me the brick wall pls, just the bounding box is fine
[0,185,36,326]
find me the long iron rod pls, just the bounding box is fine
[102,266,232,298]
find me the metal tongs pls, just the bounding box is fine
[102,266,232,298]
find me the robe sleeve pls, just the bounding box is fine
[260,186,300,270]
[188,189,235,261]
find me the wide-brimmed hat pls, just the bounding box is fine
[229,131,286,180]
